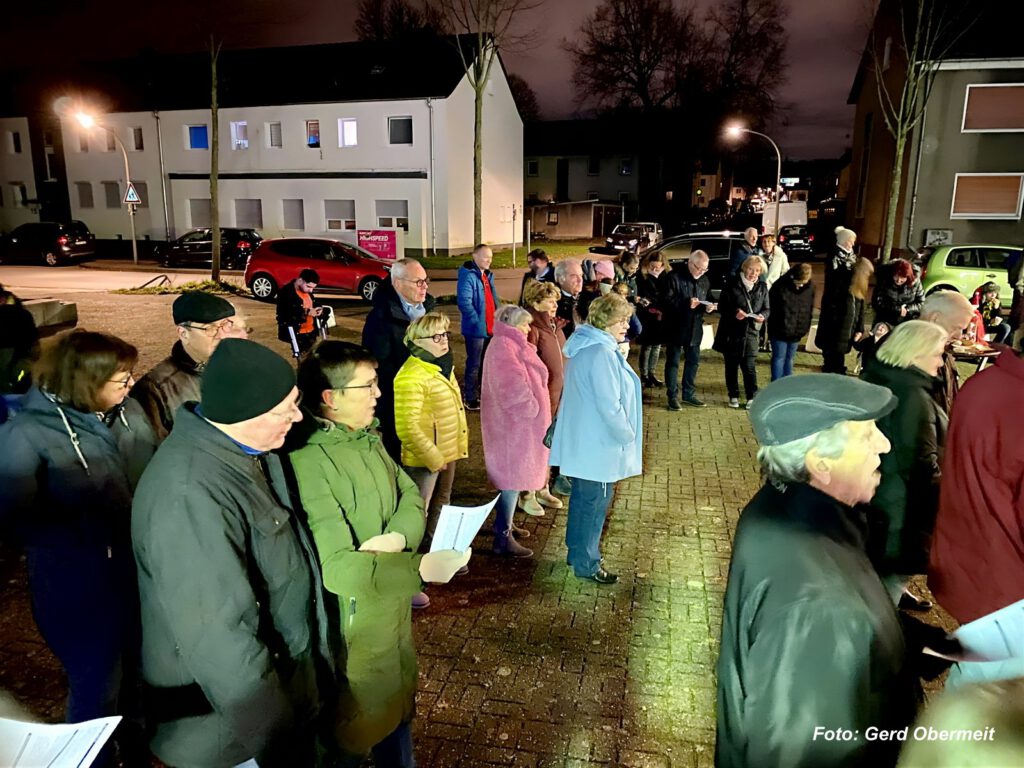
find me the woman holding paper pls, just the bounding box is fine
[481,305,552,558]
[290,341,469,765]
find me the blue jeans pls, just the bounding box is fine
[337,720,416,768]
[565,477,615,577]
[665,344,701,401]
[463,336,488,402]
[769,340,799,381]
[492,489,520,536]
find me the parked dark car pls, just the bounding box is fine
[154,228,262,270]
[605,223,650,254]
[244,237,391,302]
[645,231,747,300]
[0,221,96,266]
[777,225,816,258]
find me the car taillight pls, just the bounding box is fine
[808,234,814,242]
[237,240,250,250]
[778,235,786,242]
[57,235,69,246]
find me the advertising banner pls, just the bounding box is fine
[357,229,399,261]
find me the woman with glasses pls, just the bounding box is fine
[0,329,155,766]
[713,256,770,409]
[393,312,468,607]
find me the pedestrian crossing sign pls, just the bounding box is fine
[123,182,142,205]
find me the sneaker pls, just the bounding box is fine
[412,591,431,609]
[463,399,480,411]
[744,401,753,410]
[585,567,618,584]
[681,397,706,408]
[728,398,740,409]
[667,398,683,411]
[454,565,470,576]
[551,475,573,496]
[536,488,563,509]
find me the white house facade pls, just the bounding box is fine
[0,116,38,230]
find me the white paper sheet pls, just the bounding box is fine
[429,494,500,553]
[923,597,1024,663]
[0,715,121,767]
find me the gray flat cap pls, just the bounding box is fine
[749,373,897,446]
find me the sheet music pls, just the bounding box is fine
[429,495,500,553]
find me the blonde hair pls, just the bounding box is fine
[793,263,813,285]
[741,255,762,275]
[523,279,560,308]
[850,257,874,300]
[877,320,948,370]
[404,311,450,344]
[588,293,633,331]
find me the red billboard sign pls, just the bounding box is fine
[357,229,399,261]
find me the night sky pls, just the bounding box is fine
[2,0,868,159]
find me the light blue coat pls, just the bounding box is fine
[548,324,643,483]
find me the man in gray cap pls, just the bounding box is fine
[131,290,247,442]
[716,374,919,768]
[132,339,333,768]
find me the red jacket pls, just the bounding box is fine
[929,348,1024,623]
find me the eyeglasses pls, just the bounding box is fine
[398,277,430,288]
[108,372,135,389]
[337,376,379,391]
[183,318,237,337]
[267,392,304,421]
[419,332,450,344]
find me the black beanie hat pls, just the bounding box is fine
[173,291,235,325]
[201,339,296,424]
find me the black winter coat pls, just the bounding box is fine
[362,280,437,387]
[767,270,815,343]
[276,280,321,341]
[860,358,947,574]
[716,482,918,768]
[556,291,579,338]
[660,265,711,347]
[635,271,665,345]
[713,276,769,357]
[816,292,865,355]
[871,271,924,327]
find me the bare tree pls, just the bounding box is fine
[869,0,972,262]
[506,73,540,121]
[355,0,447,40]
[434,0,543,245]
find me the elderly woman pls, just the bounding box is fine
[759,233,790,289]
[818,256,874,374]
[394,311,469,608]
[767,263,815,380]
[872,258,924,327]
[860,320,950,610]
[523,279,567,511]
[713,256,770,408]
[0,330,155,765]
[481,306,553,557]
[549,293,642,584]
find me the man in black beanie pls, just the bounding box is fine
[132,339,334,768]
[131,290,246,442]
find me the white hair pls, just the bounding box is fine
[554,258,582,282]
[495,304,532,327]
[390,258,423,279]
[921,290,972,324]
[757,422,850,486]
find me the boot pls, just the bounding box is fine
[536,487,563,509]
[518,491,546,517]
[649,375,665,387]
[641,374,652,388]
[493,530,533,558]
[510,519,531,538]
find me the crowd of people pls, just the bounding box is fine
[1,224,1023,767]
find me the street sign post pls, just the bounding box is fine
[123,182,141,205]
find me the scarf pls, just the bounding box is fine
[832,246,856,272]
[740,275,756,292]
[406,341,455,380]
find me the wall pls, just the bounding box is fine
[524,154,640,204]
[0,117,38,232]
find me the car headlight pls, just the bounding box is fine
[629,239,638,246]
[606,237,613,243]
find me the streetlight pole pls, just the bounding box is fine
[76,114,138,265]
[727,126,782,237]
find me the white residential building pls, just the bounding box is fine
[0,116,38,230]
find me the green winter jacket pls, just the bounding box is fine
[289,418,426,754]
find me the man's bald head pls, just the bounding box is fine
[921,290,975,339]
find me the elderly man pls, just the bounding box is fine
[132,339,333,768]
[929,336,1024,689]
[554,257,584,338]
[716,374,918,768]
[277,268,324,357]
[729,227,761,277]
[362,258,437,461]
[919,290,975,413]
[132,291,246,442]
[661,250,716,409]
[456,244,498,410]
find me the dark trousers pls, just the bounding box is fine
[463,336,490,402]
[665,344,701,401]
[822,348,847,375]
[724,350,758,400]
[565,477,615,577]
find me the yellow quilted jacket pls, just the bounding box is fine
[393,355,469,470]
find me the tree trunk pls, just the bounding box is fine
[880,131,907,264]
[210,38,221,282]
[473,70,483,247]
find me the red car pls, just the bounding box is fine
[244,238,391,302]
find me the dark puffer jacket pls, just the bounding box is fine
[713,275,769,357]
[871,269,924,327]
[131,341,203,443]
[816,291,865,356]
[767,269,815,343]
[660,264,711,347]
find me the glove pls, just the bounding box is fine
[358,532,406,553]
[419,549,472,584]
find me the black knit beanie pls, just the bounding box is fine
[201,339,295,424]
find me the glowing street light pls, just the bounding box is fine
[71,109,139,265]
[725,124,782,238]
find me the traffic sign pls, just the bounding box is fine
[123,182,142,205]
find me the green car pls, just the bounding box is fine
[918,244,1022,299]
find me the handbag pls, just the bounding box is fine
[543,419,556,449]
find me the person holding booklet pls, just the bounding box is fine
[290,341,469,767]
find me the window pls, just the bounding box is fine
[338,118,357,147]
[950,173,1024,220]
[7,131,22,154]
[106,131,117,152]
[527,192,538,202]
[700,177,708,187]
[75,181,94,209]
[962,84,1024,132]
[234,199,263,228]
[619,158,633,176]
[945,248,981,269]
[189,198,211,227]
[43,131,53,148]
[587,191,599,200]
[306,120,320,148]
[547,211,558,226]
[133,181,149,208]
[526,159,539,177]
[376,199,409,230]
[587,157,600,176]
[131,127,144,151]
[981,248,1018,270]
[283,199,305,230]
[102,181,120,209]
[187,125,209,149]
[0,187,4,206]
[230,121,248,150]
[79,132,89,153]
[388,116,413,145]
[267,122,282,148]
[9,183,26,207]
[325,199,356,230]
[44,150,57,181]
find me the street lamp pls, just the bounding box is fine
[74,110,139,265]
[726,124,782,238]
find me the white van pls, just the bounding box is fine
[761,202,807,235]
